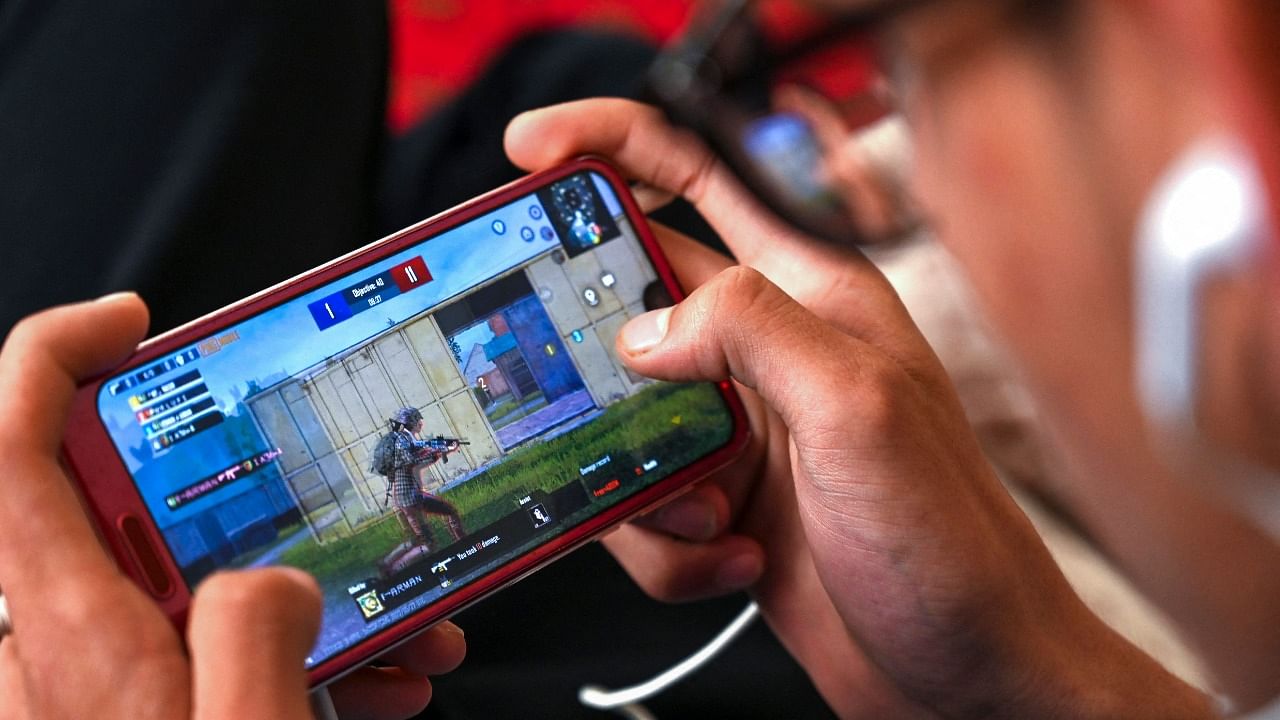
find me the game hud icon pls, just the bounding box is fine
[431,559,454,588]
[528,503,552,529]
[536,173,620,258]
[355,590,385,619]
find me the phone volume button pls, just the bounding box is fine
[118,515,176,599]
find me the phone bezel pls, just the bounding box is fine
[60,156,749,686]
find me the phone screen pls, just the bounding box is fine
[93,170,736,668]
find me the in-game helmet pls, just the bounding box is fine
[391,406,423,428]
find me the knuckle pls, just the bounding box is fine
[621,101,719,200]
[0,306,73,365]
[851,356,913,434]
[44,575,136,631]
[698,267,783,338]
[43,581,181,665]
[679,140,721,205]
[695,266,805,383]
[710,266,775,312]
[2,312,44,352]
[46,588,104,630]
[0,317,43,376]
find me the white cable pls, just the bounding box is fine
[578,601,760,714]
[310,687,339,720]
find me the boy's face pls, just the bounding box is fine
[845,0,1280,494]
[847,0,1243,481]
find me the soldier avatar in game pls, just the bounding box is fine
[371,406,467,550]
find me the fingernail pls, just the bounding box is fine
[619,307,672,354]
[94,291,138,304]
[715,553,763,591]
[437,621,465,638]
[654,500,717,541]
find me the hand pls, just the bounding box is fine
[505,98,921,597]
[0,295,466,720]
[506,102,911,716]
[504,98,945,717]
[505,99,1215,718]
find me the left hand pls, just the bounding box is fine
[0,295,466,720]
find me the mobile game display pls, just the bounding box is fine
[92,169,738,668]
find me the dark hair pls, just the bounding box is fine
[1005,0,1082,73]
[1009,0,1077,39]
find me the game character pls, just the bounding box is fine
[371,406,466,550]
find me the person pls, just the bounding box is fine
[4,2,1280,720]
[497,0,1280,717]
[377,407,466,549]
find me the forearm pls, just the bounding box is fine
[956,549,1219,720]
[750,528,1216,720]
[743,464,1216,719]
[760,519,1221,716]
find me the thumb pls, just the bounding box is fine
[189,568,322,720]
[618,266,892,435]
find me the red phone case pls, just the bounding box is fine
[60,156,749,687]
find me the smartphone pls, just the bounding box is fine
[62,157,748,685]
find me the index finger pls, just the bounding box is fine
[504,100,918,353]
[505,99,809,270]
[0,294,150,597]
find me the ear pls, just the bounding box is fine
[1227,3,1280,254]
[1154,0,1280,244]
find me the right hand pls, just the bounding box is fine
[506,99,1215,718]
[508,99,934,717]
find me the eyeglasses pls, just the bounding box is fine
[645,0,934,244]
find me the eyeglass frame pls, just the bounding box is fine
[643,0,939,245]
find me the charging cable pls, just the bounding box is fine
[0,587,758,719]
[578,601,760,718]
[310,687,339,720]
